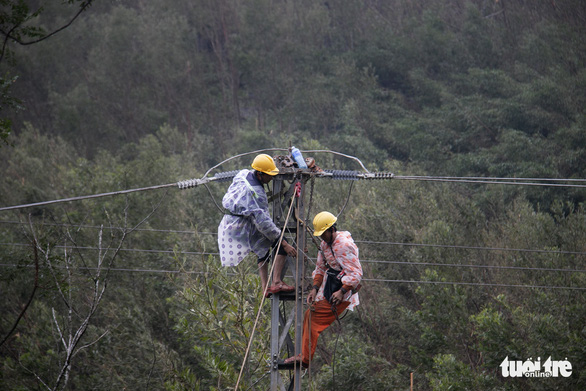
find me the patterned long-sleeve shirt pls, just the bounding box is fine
[312,231,362,310]
[218,170,281,267]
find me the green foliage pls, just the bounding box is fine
[168,255,270,390]
[471,293,585,391]
[408,271,473,369]
[0,75,22,145]
[427,353,497,391]
[311,335,402,390]
[0,0,45,45]
[1,1,586,390]
[0,0,92,143]
[0,123,74,211]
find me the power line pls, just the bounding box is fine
[1,163,584,212]
[1,243,584,274]
[396,175,586,183]
[202,148,289,178]
[302,149,371,172]
[0,183,178,212]
[3,220,585,257]
[363,278,586,291]
[366,259,585,273]
[0,263,204,275]
[393,175,586,188]
[1,263,583,291]
[0,242,216,257]
[0,220,203,235]
[355,240,586,256]
[0,149,353,212]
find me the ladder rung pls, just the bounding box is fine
[268,291,297,301]
[275,359,308,370]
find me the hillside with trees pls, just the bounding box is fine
[1,1,584,390]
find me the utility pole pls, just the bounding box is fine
[268,157,310,391]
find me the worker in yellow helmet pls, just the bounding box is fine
[218,154,297,295]
[284,211,362,368]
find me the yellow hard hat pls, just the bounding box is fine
[251,154,279,176]
[313,211,337,236]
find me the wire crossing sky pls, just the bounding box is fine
[1,173,585,212]
[1,148,585,211]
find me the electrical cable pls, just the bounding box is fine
[202,183,225,214]
[336,180,354,218]
[363,277,586,291]
[1,169,584,212]
[363,259,585,273]
[0,183,178,212]
[302,149,370,172]
[3,220,585,257]
[0,149,370,212]
[202,148,289,178]
[1,243,583,274]
[2,263,582,290]
[396,175,586,183]
[0,220,210,235]
[354,240,586,256]
[392,175,586,188]
[0,243,219,256]
[0,264,208,275]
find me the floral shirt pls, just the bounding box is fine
[313,231,362,310]
[218,170,281,267]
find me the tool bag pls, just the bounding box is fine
[323,267,345,302]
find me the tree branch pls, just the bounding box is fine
[0,1,93,46]
[0,1,93,64]
[72,330,109,359]
[17,198,167,390]
[0,238,39,348]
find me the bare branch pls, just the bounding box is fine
[145,337,158,391]
[39,238,66,305]
[12,202,164,390]
[0,237,39,348]
[52,308,67,351]
[127,189,170,235]
[484,9,505,19]
[15,353,53,391]
[63,213,92,273]
[52,224,109,390]
[72,330,110,358]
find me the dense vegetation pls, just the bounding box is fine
[1,0,585,390]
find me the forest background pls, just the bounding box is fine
[1,0,585,390]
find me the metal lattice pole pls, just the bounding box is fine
[268,172,307,391]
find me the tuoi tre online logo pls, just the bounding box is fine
[500,356,572,378]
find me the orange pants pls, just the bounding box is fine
[301,299,350,365]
